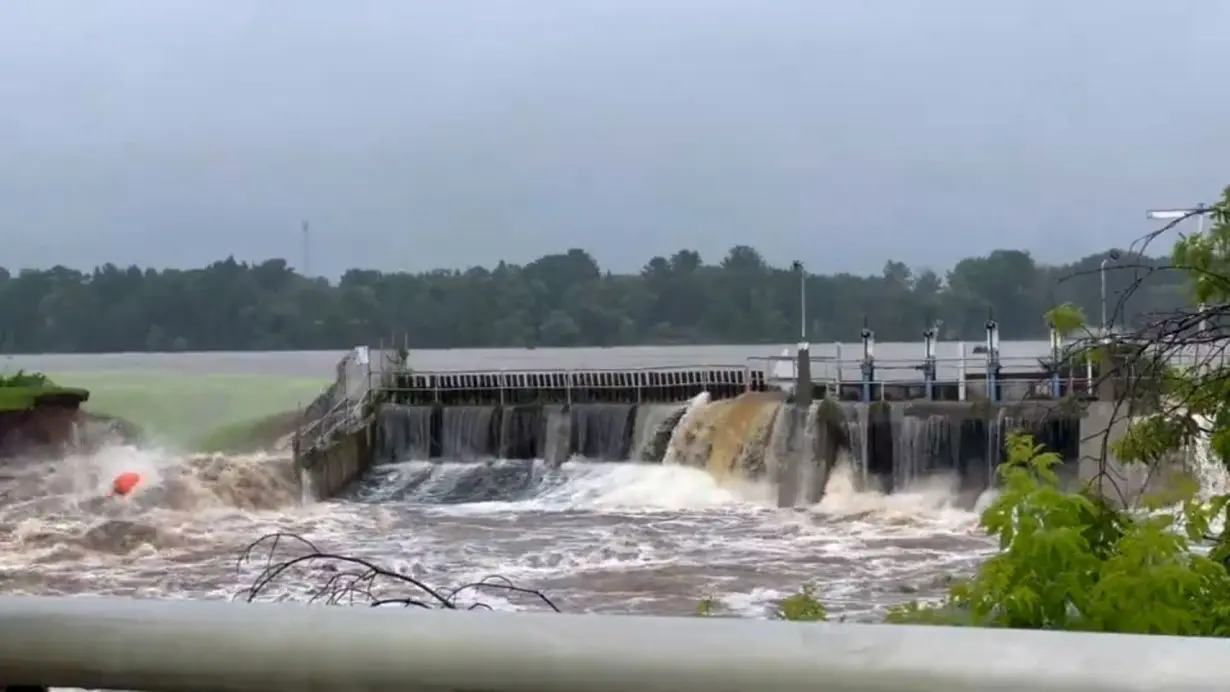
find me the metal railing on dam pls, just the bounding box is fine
[298,325,1183,430]
[369,325,1154,406]
[379,353,1080,406]
[0,595,1225,691]
[384,363,761,406]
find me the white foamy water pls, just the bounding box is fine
[0,442,996,620]
[661,392,712,466]
[1191,415,1229,502]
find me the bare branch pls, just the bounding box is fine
[236,531,561,613]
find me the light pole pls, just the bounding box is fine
[1147,207,1212,359]
[301,220,312,278]
[1100,250,1120,336]
[1146,207,1208,234]
[1146,208,1211,317]
[791,260,806,343]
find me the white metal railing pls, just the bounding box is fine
[382,355,1053,388]
[383,363,753,376]
[294,347,380,454]
[375,364,756,406]
[301,339,1220,415]
[295,388,376,455]
[747,342,1150,398]
[0,596,1226,691]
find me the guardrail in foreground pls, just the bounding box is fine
[0,596,1226,691]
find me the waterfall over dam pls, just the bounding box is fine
[293,334,1145,507]
[368,396,1081,504]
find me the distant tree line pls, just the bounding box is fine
[0,246,1189,353]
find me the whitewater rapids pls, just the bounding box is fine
[0,442,998,619]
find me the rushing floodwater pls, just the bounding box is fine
[0,347,1007,620]
[0,447,995,618]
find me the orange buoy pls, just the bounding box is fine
[111,471,141,497]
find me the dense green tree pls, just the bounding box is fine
[0,247,1190,353]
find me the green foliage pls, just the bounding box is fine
[0,249,1188,352]
[1045,302,1086,337]
[0,369,50,387]
[694,585,828,622]
[768,432,1230,634]
[1111,413,1194,469]
[1170,189,1230,306]
[0,369,80,411]
[1110,188,1230,473]
[875,187,1230,635]
[772,583,828,622]
[749,190,1230,635]
[696,595,719,617]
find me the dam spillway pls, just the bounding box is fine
[296,327,1120,505]
[370,396,1082,503]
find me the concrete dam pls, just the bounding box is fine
[295,324,1156,507]
[370,395,1081,506]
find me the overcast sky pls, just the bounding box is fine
[1,1,1225,277]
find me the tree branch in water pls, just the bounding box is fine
[236,531,561,612]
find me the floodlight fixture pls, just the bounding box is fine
[1146,208,1201,220]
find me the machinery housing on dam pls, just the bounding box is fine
[293,321,1170,506]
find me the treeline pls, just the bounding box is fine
[0,246,1189,353]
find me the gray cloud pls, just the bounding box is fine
[1,0,1225,275]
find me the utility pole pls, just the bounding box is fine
[302,221,311,277]
[1099,250,1120,336]
[792,260,806,342]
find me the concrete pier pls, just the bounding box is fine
[296,426,373,501]
[1077,400,1195,508]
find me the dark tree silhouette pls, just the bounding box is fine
[0,248,1186,352]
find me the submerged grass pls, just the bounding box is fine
[193,410,305,453]
[51,371,330,450]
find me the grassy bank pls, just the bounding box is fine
[52,371,329,450]
[0,385,90,411]
[0,371,89,411]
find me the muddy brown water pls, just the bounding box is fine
[0,348,1000,620]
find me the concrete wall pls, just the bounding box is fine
[296,425,372,501]
[373,402,631,464]
[1078,400,1194,507]
[855,399,1192,506]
